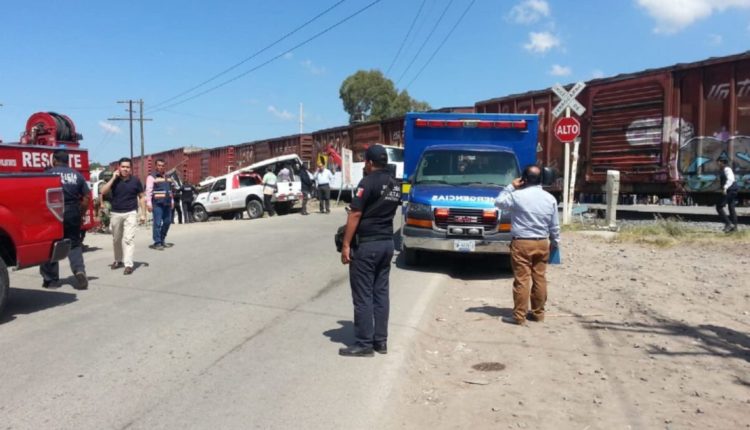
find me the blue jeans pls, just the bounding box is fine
[152,203,172,245]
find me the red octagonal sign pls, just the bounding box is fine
[554,117,581,143]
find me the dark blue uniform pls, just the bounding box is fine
[348,169,401,349]
[40,166,90,286]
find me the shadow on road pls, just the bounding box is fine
[1,288,78,324]
[465,306,514,318]
[580,317,750,363]
[323,320,356,347]
[394,250,513,281]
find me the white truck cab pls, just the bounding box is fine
[193,153,305,221]
[193,171,264,221]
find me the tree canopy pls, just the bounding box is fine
[339,70,431,123]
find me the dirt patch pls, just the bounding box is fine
[389,231,750,429]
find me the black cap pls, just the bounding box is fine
[365,144,388,165]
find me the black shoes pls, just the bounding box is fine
[110,261,124,270]
[42,279,61,289]
[338,345,374,357]
[373,342,387,354]
[149,243,165,250]
[74,272,88,290]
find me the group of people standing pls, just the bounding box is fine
[261,162,335,217]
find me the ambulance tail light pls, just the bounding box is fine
[46,187,65,222]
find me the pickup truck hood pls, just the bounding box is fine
[410,184,503,209]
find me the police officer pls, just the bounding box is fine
[339,145,401,357]
[40,150,90,290]
[180,182,196,223]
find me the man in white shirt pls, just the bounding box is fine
[277,164,292,182]
[314,163,334,213]
[495,165,560,325]
[716,155,738,232]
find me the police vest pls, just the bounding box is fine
[151,174,172,204]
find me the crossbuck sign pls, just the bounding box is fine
[551,81,586,118]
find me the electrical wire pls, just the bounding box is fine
[148,0,347,112]
[405,0,476,90]
[395,0,454,86]
[149,0,382,114]
[385,0,427,77]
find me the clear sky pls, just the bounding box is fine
[1,0,749,164]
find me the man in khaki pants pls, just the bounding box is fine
[495,165,560,325]
[100,158,146,275]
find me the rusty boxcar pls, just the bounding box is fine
[476,51,750,202]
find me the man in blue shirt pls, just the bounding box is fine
[40,150,90,289]
[495,165,560,325]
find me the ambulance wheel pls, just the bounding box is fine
[246,200,264,219]
[0,258,9,316]
[193,205,209,222]
[403,246,420,266]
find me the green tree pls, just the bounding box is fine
[339,70,430,123]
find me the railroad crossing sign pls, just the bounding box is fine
[554,116,581,143]
[552,81,586,118]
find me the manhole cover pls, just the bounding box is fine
[472,362,506,372]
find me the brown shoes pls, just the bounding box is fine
[124,267,134,275]
[527,312,545,323]
[110,261,124,270]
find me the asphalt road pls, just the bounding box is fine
[0,207,452,430]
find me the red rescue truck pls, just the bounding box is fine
[0,112,97,230]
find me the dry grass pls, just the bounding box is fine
[617,217,750,247]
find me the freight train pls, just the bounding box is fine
[476,51,750,204]
[112,52,749,204]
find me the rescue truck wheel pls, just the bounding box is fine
[0,258,8,316]
[246,200,263,219]
[403,246,420,266]
[193,205,209,222]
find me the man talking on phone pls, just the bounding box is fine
[99,158,147,275]
[495,165,560,325]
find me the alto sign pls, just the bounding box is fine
[554,117,581,143]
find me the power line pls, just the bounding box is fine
[149,0,383,114]
[395,0,454,86]
[405,0,476,90]
[148,0,347,112]
[385,0,428,77]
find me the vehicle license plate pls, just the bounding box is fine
[454,240,475,252]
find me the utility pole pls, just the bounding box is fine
[138,99,152,178]
[109,99,152,179]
